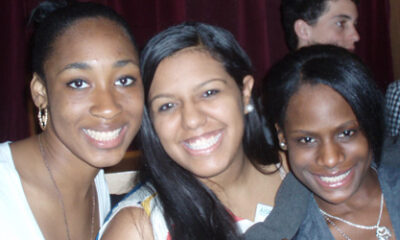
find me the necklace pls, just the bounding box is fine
[38,135,96,240]
[320,193,391,240]
[324,216,352,240]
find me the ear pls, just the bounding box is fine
[30,73,48,109]
[275,123,287,151]
[242,75,254,109]
[294,19,312,48]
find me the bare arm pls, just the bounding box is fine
[101,207,154,240]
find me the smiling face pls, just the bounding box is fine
[298,0,359,51]
[148,49,253,180]
[38,17,144,167]
[280,84,372,204]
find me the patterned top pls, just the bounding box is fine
[385,80,400,136]
[97,182,273,240]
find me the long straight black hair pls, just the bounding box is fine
[138,22,279,239]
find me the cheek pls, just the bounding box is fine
[344,139,370,161]
[288,146,315,171]
[214,96,244,122]
[213,106,242,125]
[49,94,84,122]
[121,90,145,116]
[47,83,89,113]
[288,148,319,189]
[213,99,245,144]
[152,114,179,148]
[315,27,341,42]
[153,119,184,164]
[330,30,348,41]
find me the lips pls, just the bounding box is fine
[182,130,223,155]
[83,126,127,149]
[315,168,353,188]
[320,170,351,183]
[83,128,121,141]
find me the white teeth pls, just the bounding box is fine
[320,170,350,183]
[84,128,121,141]
[184,133,222,150]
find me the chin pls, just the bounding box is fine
[91,154,126,168]
[314,189,354,205]
[192,168,224,180]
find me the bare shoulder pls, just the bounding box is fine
[10,136,42,180]
[101,207,154,240]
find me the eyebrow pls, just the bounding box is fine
[288,120,359,134]
[56,59,138,76]
[148,93,175,107]
[149,78,227,105]
[333,14,354,20]
[198,78,227,88]
[58,62,89,74]
[113,59,139,68]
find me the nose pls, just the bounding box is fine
[90,88,122,119]
[350,25,360,44]
[317,141,344,169]
[181,102,206,130]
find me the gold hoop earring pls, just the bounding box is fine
[38,108,48,131]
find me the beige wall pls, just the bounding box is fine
[390,0,400,80]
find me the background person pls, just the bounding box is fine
[385,80,400,137]
[280,0,360,51]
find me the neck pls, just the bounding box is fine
[201,153,261,206]
[38,132,99,195]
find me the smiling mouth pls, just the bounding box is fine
[183,132,222,151]
[319,169,351,184]
[83,128,122,142]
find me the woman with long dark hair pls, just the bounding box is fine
[99,22,286,240]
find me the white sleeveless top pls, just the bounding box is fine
[0,142,111,240]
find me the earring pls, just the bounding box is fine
[245,104,254,113]
[279,142,287,150]
[38,107,48,131]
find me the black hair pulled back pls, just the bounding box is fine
[30,0,137,79]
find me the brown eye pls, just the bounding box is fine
[115,76,135,87]
[202,89,219,98]
[335,20,346,28]
[67,79,89,89]
[159,103,175,112]
[299,136,316,144]
[338,129,355,138]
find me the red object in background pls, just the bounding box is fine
[0,0,393,142]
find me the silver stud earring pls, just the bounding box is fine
[245,104,254,113]
[279,142,287,150]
